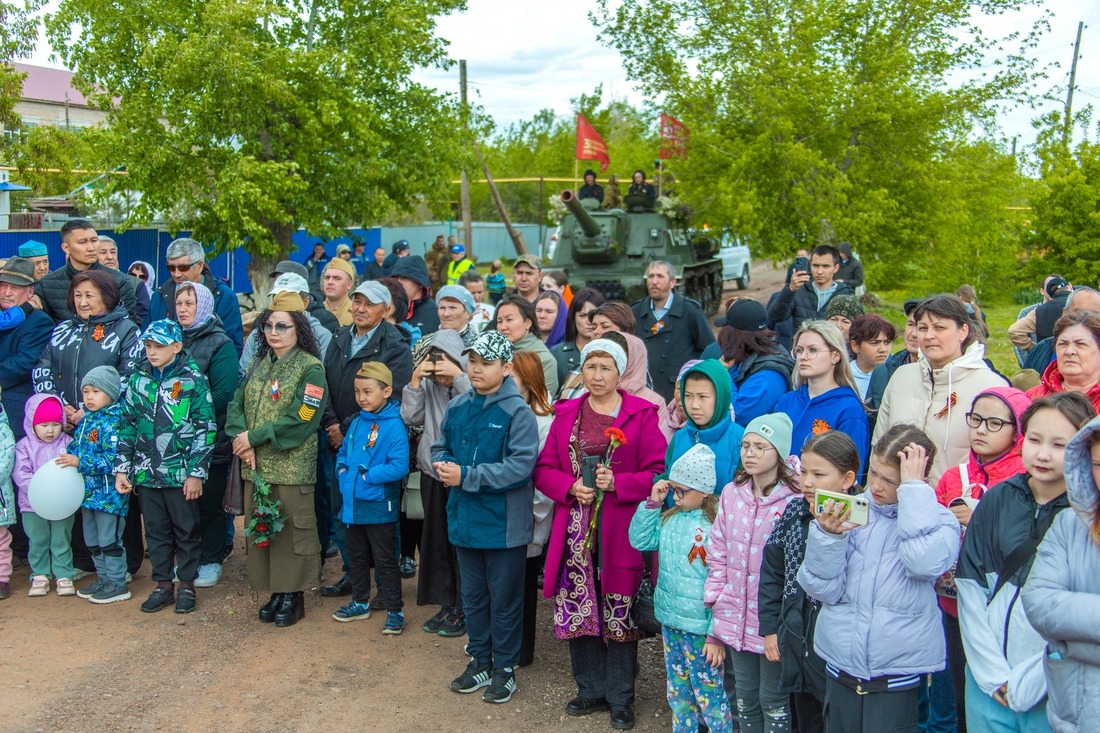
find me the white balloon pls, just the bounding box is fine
[27,461,85,521]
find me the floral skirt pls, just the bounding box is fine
[552,500,640,643]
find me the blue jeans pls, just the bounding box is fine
[920,668,957,732]
[964,667,1050,733]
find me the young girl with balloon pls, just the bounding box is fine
[13,394,76,597]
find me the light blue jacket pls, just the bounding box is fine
[0,406,15,527]
[1023,415,1100,732]
[797,482,960,679]
[629,501,715,637]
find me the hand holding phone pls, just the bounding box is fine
[814,489,869,531]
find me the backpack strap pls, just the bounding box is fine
[958,462,970,498]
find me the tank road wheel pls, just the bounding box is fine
[709,271,723,315]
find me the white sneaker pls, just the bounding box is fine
[193,563,222,588]
[56,578,77,596]
[28,575,49,597]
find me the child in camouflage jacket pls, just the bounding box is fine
[113,320,215,615]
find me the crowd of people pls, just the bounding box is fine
[1,226,1099,733]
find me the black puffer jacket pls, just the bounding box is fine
[34,262,139,325]
[33,306,142,408]
[391,256,440,334]
[767,281,855,336]
[321,321,413,435]
[182,316,237,465]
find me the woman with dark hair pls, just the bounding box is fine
[551,287,606,400]
[34,269,142,426]
[589,301,636,338]
[707,298,794,427]
[379,276,418,347]
[491,294,558,396]
[1027,310,1100,413]
[225,292,328,628]
[535,291,568,349]
[874,295,1007,485]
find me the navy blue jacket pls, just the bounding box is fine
[431,376,537,550]
[0,308,54,438]
[336,400,409,525]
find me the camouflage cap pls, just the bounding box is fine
[512,254,542,272]
[141,319,183,345]
[464,330,513,363]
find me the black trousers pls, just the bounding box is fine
[823,676,920,733]
[141,486,201,584]
[400,512,421,560]
[945,613,967,733]
[123,491,144,575]
[569,635,639,709]
[792,692,825,733]
[198,463,228,566]
[416,474,462,611]
[458,546,526,669]
[345,522,402,611]
[520,554,541,667]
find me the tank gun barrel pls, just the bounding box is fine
[560,190,602,238]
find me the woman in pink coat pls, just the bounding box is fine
[535,337,667,730]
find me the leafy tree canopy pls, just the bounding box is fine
[0,0,44,134]
[592,0,1047,293]
[46,0,471,289]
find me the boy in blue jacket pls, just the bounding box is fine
[432,330,538,705]
[333,362,410,634]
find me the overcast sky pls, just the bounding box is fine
[29,0,1100,149]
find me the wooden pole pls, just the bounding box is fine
[473,140,528,255]
[459,60,474,257]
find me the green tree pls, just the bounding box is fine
[1,0,44,135]
[1025,109,1100,287]
[593,0,1042,292]
[46,0,470,293]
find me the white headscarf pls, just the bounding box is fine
[580,338,628,375]
[128,260,156,298]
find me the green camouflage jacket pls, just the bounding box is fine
[113,352,216,488]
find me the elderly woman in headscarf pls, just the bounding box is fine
[535,337,667,729]
[127,260,156,301]
[174,281,238,588]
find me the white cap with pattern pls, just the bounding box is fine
[668,443,718,495]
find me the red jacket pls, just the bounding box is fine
[934,385,1031,615]
[536,391,667,598]
[1026,360,1100,413]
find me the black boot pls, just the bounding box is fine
[259,593,284,623]
[274,591,305,627]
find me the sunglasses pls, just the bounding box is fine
[167,262,198,274]
[262,322,296,335]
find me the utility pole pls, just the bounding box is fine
[1065,21,1084,141]
[459,60,474,258]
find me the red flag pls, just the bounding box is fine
[659,113,689,160]
[575,114,610,172]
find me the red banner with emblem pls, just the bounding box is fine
[659,113,689,160]
[575,114,610,172]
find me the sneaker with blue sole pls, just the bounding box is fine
[332,600,371,622]
[383,611,405,635]
[450,659,492,694]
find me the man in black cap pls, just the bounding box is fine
[0,257,55,438]
[578,169,604,204]
[1009,275,1072,354]
[382,240,410,277]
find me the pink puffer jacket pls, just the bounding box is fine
[705,476,796,653]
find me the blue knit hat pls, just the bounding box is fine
[19,240,48,257]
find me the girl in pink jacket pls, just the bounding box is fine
[705,413,798,733]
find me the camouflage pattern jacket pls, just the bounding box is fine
[113,353,216,488]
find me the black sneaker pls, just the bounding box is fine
[399,556,416,579]
[89,583,132,605]
[422,606,451,633]
[175,588,197,614]
[438,609,467,637]
[450,659,492,694]
[482,667,516,704]
[221,544,234,562]
[141,587,175,613]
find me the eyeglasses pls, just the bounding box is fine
[167,262,198,273]
[262,322,296,335]
[740,443,775,456]
[965,412,1014,432]
[672,487,687,499]
[793,346,830,358]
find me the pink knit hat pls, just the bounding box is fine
[33,397,64,426]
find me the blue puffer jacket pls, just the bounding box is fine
[797,482,960,679]
[431,376,538,550]
[629,501,715,637]
[336,400,409,525]
[69,402,127,516]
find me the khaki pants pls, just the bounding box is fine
[245,482,321,593]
